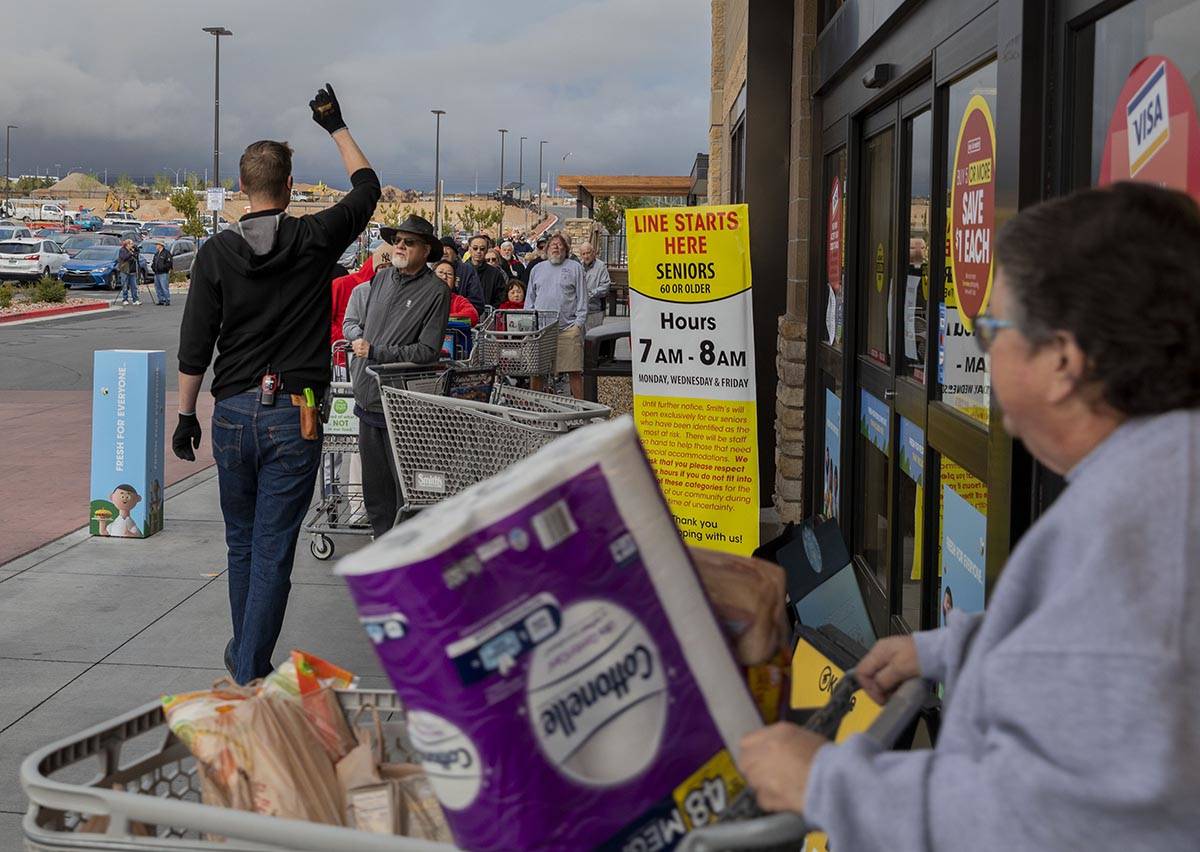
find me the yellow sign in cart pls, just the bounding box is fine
[625,204,758,556]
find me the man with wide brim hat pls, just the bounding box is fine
[379,214,443,263]
[342,211,451,536]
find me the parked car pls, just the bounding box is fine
[147,224,183,240]
[35,228,70,240]
[97,227,141,245]
[0,237,69,280]
[73,211,104,231]
[103,211,139,226]
[61,233,120,258]
[0,224,34,241]
[58,245,122,290]
[139,238,197,282]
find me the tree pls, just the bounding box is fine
[170,187,207,239]
[456,203,502,236]
[115,174,138,198]
[153,173,172,197]
[592,195,646,234]
[184,173,205,191]
[221,177,234,191]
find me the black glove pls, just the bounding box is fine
[309,83,346,134]
[173,412,202,461]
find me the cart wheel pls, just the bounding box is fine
[310,535,334,561]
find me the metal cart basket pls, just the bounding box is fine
[21,678,928,852]
[371,363,609,515]
[303,377,371,561]
[467,309,560,377]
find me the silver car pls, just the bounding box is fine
[139,238,198,282]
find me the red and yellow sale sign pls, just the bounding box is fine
[950,95,996,332]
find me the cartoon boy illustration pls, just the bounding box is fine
[99,484,142,537]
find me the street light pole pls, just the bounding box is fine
[4,125,16,206]
[431,109,445,235]
[497,128,507,240]
[519,136,527,229]
[202,26,232,234]
[538,140,547,221]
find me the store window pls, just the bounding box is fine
[854,389,890,599]
[897,418,925,628]
[938,457,988,623]
[822,149,847,349]
[1079,0,1200,200]
[902,111,932,384]
[821,379,843,520]
[937,62,996,428]
[861,129,895,367]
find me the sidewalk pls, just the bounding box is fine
[0,467,384,846]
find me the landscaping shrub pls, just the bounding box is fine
[32,275,67,304]
[0,282,13,309]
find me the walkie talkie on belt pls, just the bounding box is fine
[260,368,278,406]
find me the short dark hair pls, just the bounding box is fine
[469,233,493,248]
[239,140,293,202]
[996,181,1200,416]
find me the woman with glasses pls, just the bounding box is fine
[739,182,1200,850]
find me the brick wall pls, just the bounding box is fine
[774,0,819,523]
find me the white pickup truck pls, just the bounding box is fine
[0,198,73,224]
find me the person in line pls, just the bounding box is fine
[525,232,587,398]
[738,182,1200,850]
[467,233,508,308]
[511,229,533,255]
[498,279,526,310]
[525,234,548,275]
[439,235,484,314]
[174,84,380,684]
[117,239,140,306]
[433,259,480,326]
[343,215,449,537]
[578,241,611,330]
[151,241,173,306]
[498,240,528,283]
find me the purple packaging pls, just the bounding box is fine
[336,417,761,850]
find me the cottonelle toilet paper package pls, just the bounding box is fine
[336,415,762,851]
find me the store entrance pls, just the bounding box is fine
[849,91,932,639]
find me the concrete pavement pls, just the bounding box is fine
[0,467,383,849]
[0,297,216,563]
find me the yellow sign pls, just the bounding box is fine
[627,204,759,555]
[790,638,882,852]
[671,749,748,831]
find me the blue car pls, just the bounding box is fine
[58,246,122,290]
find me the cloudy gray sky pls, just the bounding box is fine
[0,0,710,192]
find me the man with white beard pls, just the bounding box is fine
[525,232,588,398]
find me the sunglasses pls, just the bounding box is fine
[391,236,422,248]
[485,256,500,263]
[973,311,1015,352]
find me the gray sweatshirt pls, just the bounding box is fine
[526,257,588,329]
[805,409,1200,850]
[343,265,450,415]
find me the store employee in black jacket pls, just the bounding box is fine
[173,84,381,684]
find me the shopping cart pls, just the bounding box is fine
[302,342,372,560]
[369,362,608,521]
[20,678,929,851]
[467,309,560,379]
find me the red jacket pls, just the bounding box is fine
[498,300,525,310]
[331,257,376,367]
[449,292,479,326]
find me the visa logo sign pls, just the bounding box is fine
[1126,61,1170,176]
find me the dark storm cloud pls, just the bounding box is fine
[0,0,709,191]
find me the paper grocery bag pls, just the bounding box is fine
[690,546,789,665]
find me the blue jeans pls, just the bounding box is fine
[154,272,170,305]
[121,271,139,302]
[212,391,322,683]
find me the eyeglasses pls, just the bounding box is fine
[973,311,1016,352]
[485,256,500,264]
[391,236,421,248]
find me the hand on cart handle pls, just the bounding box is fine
[856,634,920,706]
[351,338,371,359]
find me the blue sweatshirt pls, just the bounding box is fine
[805,409,1200,850]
